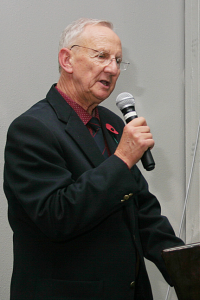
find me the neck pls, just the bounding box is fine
[57,73,97,115]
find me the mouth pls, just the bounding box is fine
[100,80,110,87]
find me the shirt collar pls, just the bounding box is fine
[55,86,99,125]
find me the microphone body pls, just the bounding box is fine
[116,93,155,171]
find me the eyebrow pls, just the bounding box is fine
[97,48,123,57]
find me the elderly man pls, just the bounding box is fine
[4,18,183,300]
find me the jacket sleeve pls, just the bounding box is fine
[132,166,184,284]
[4,114,140,241]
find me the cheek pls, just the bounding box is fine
[75,63,99,84]
[85,69,103,88]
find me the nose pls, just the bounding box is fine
[104,58,119,75]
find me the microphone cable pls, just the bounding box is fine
[164,116,200,300]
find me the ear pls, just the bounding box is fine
[58,48,73,73]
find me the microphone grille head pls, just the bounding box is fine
[116,92,135,110]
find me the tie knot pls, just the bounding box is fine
[88,117,101,131]
[88,117,109,158]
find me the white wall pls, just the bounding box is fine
[0,1,185,299]
[185,0,200,245]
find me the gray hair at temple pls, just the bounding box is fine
[58,18,113,72]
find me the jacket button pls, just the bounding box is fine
[121,195,129,202]
[130,281,135,289]
[121,193,133,202]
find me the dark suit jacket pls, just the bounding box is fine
[4,85,184,300]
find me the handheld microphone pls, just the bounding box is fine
[116,92,155,171]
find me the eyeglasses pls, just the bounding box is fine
[70,45,130,71]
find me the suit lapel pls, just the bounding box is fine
[47,85,122,167]
[99,108,121,155]
[47,85,105,167]
[65,114,105,167]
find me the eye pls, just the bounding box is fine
[116,57,122,65]
[98,51,109,60]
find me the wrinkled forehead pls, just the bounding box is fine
[78,24,122,53]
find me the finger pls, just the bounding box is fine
[128,116,147,127]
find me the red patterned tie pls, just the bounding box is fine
[88,117,109,158]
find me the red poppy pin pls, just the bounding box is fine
[106,124,118,134]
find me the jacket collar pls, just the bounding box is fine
[46,85,119,167]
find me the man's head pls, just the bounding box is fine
[58,18,114,72]
[57,18,126,114]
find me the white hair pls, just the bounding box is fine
[58,18,113,72]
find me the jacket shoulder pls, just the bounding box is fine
[98,105,123,121]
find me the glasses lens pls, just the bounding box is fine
[120,62,130,71]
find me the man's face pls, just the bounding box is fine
[70,25,122,108]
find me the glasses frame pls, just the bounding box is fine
[70,45,130,71]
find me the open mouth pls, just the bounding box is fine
[100,80,110,87]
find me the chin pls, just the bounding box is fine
[96,95,110,104]
[97,90,113,101]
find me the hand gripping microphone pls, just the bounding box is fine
[116,92,155,171]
